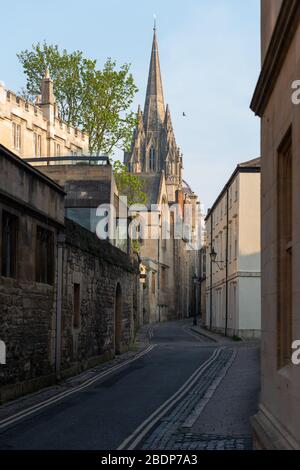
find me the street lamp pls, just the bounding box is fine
[210,247,217,263]
[209,246,228,336]
[209,247,225,270]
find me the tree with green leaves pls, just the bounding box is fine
[17,42,138,155]
[113,160,147,206]
[112,161,147,255]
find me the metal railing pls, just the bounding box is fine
[24,156,110,165]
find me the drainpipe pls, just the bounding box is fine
[157,235,160,323]
[209,213,213,330]
[225,189,229,337]
[55,231,65,378]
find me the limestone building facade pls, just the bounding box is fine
[124,28,201,322]
[250,0,300,449]
[205,158,261,339]
[0,72,89,160]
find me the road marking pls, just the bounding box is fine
[0,344,156,431]
[182,325,205,341]
[182,324,216,343]
[182,349,237,428]
[117,347,222,450]
[148,327,154,340]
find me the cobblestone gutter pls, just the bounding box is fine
[141,348,252,450]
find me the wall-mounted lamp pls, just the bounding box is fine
[210,247,225,270]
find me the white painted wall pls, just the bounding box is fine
[205,167,261,337]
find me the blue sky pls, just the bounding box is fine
[1,0,260,210]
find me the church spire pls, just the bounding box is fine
[143,28,165,130]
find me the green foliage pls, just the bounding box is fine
[113,160,147,206]
[17,42,138,155]
[131,240,141,255]
[232,335,242,342]
[113,161,147,255]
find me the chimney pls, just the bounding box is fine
[38,68,56,124]
[41,68,55,105]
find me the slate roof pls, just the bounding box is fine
[238,157,261,168]
[138,173,163,208]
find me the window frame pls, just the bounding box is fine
[35,225,54,285]
[1,210,18,279]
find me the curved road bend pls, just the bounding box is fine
[0,320,216,450]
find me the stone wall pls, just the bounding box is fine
[0,217,140,402]
[59,219,139,375]
[0,279,56,386]
[0,145,141,403]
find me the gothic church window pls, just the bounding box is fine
[150,147,155,171]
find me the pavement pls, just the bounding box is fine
[0,319,260,450]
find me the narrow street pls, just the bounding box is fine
[0,321,260,450]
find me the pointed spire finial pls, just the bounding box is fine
[144,22,165,128]
[45,67,50,80]
[153,14,157,31]
[41,67,55,106]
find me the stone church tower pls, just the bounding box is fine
[124,27,200,324]
[124,27,183,202]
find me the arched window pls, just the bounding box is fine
[149,147,155,171]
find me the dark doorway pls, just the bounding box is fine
[115,283,122,354]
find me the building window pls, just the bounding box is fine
[1,211,18,278]
[234,219,238,259]
[73,283,81,329]
[234,179,238,202]
[149,147,155,171]
[34,133,42,157]
[36,226,54,285]
[277,129,293,369]
[12,122,21,151]
[229,224,232,262]
[55,143,61,157]
[161,267,167,290]
[151,272,156,294]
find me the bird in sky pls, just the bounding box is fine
[182,112,186,117]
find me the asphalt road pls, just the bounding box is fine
[0,320,215,450]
